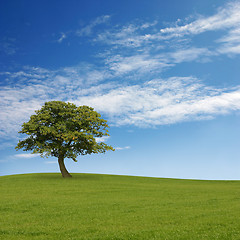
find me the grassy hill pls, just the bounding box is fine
[0,173,240,240]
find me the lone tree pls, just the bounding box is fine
[16,101,114,178]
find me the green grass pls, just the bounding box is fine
[0,173,240,240]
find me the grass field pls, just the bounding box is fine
[0,173,240,240]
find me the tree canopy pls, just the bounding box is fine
[16,101,114,177]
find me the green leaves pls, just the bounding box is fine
[16,101,114,160]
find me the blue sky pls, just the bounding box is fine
[0,0,240,179]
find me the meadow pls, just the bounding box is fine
[0,173,240,240]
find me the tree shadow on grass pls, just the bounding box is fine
[31,172,103,181]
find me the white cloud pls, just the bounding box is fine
[74,77,240,127]
[77,15,111,37]
[140,21,158,29]
[106,54,170,76]
[95,136,110,143]
[50,1,240,80]
[157,1,240,56]
[217,27,240,55]
[97,2,235,47]
[218,44,240,55]
[115,146,131,150]
[0,64,118,138]
[104,47,212,77]
[1,2,240,141]
[159,2,240,36]
[1,63,240,139]
[218,28,240,44]
[96,20,160,48]
[57,33,67,43]
[169,47,212,63]
[114,49,215,80]
[14,153,40,158]
[94,1,240,59]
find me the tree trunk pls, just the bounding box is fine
[58,155,72,178]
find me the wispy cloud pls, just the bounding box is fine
[157,1,240,56]
[94,1,240,58]
[218,43,240,55]
[168,47,212,63]
[95,136,110,143]
[95,20,161,48]
[1,1,240,141]
[159,2,240,36]
[96,23,146,47]
[115,146,131,150]
[0,64,116,138]
[104,47,212,77]
[57,32,67,43]
[74,77,240,127]
[76,15,111,37]
[105,54,170,76]
[14,153,40,158]
[217,27,240,55]
[218,28,240,44]
[1,63,240,139]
